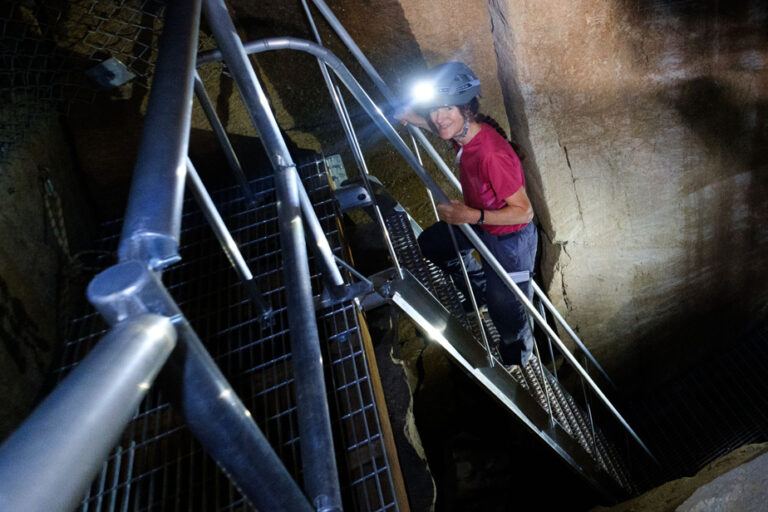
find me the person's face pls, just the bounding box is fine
[429,105,465,140]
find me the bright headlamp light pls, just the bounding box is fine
[411,81,435,104]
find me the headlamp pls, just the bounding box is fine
[411,81,435,104]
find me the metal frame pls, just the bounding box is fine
[200,0,342,509]
[197,36,656,463]
[0,315,176,512]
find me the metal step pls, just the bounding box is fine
[381,210,636,497]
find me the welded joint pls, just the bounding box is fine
[87,260,183,327]
[118,233,182,271]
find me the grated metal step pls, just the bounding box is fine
[55,159,401,511]
[382,209,636,495]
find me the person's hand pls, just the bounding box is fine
[394,107,427,128]
[437,200,480,225]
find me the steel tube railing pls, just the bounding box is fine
[193,70,344,291]
[88,260,313,512]
[300,0,404,279]
[201,2,342,510]
[306,0,616,396]
[298,179,346,290]
[186,158,273,322]
[531,280,615,387]
[199,37,656,462]
[119,0,201,269]
[307,0,463,191]
[0,314,177,512]
[192,71,256,205]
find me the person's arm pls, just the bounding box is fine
[436,187,533,226]
[394,107,432,131]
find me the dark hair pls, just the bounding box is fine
[457,98,526,162]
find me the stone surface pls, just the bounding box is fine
[590,443,768,512]
[0,113,94,441]
[676,451,768,512]
[487,0,768,381]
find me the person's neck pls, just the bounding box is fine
[453,121,481,146]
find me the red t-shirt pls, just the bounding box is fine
[457,123,527,235]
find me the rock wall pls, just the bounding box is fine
[486,0,768,380]
[0,113,94,440]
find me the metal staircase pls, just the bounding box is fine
[379,208,636,495]
[0,0,655,510]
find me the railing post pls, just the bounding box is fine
[186,158,273,323]
[201,2,343,510]
[0,315,177,512]
[88,261,314,512]
[193,71,257,206]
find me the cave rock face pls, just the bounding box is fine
[483,0,768,373]
[230,1,768,376]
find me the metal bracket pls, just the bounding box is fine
[332,183,373,213]
[314,281,375,309]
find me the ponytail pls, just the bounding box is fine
[459,98,526,162]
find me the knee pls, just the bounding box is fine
[417,222,444,261]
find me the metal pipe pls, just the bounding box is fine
[457,223,657,464]
[0,314,177,512]
[201,4,342,510]
[538,299,559,382]
[306,0,463,193]
[198,39,450,204]
[186,158,273,323]
[531,280,615,388]
[298,178,346,290]
[309,0,394,102]
[199,38,655,463]
[299,1,404,279]
[334,254,372,285]
[88,260,313,512]
[192,71,256,205]
[414,127,493,366]
[119,0,201,269]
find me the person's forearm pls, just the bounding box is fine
[473,204,533,226]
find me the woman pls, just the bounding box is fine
[396,62,538,366]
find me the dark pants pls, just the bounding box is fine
[417,221,538,365]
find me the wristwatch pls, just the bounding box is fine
[477,209,485,225]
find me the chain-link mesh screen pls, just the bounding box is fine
[0,0,165,161]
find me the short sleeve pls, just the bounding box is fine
[481,149,524,202]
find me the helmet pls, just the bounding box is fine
[411,62,481,109]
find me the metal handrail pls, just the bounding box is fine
[89,261,313,512]
[197,36,656,463]
[118,0,200,269]
[307,0,463,192]
[1,1,314,509]
[201,1,343,510]
[0,315,177,512]
[192,71,257,205]
[300,0,405,280]
[185,157,273,323]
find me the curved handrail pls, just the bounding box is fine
[197,37,656,463]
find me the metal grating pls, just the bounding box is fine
[55,159,399,511]
[382,209,636,494]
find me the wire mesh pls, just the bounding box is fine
[0,0,164,160]
[55,158,399,511]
